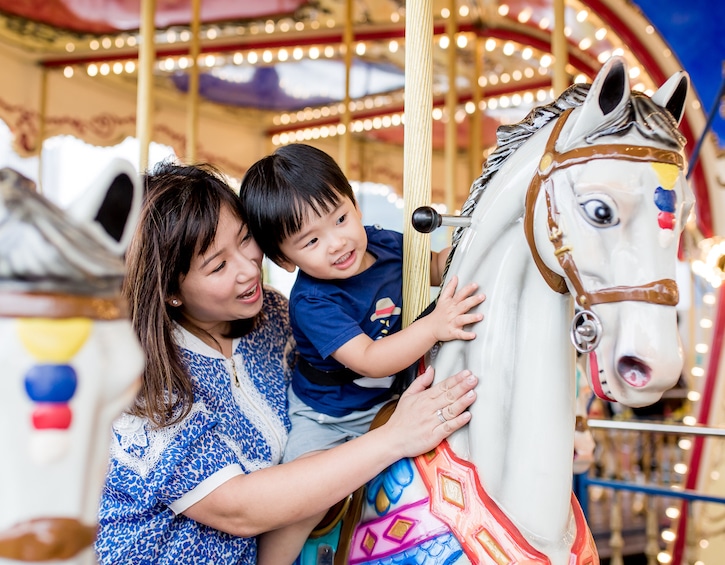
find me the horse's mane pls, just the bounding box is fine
[449,83,686,252]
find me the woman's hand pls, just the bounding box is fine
[381,366,477,459]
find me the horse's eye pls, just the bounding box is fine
[580,198,619,227]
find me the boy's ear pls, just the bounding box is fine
[276,257,297,273]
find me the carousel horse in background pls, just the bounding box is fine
[572,354,596,476]
[0,161,144,564]
[301,56,692,565]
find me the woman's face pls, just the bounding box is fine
[177,205,264,332]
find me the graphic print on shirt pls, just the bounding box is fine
[369,297,401,338]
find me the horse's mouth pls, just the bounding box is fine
[0,517,96,561]
[618,356,652,388]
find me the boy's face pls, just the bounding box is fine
[278,197,371,280]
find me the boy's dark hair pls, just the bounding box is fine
[239,144,355,264]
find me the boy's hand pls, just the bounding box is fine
[429,275,485,342]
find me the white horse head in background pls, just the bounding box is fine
[0,161,144,564]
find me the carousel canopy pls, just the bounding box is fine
[0,0,721,233]
[1,1,718,133]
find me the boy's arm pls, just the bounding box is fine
[332,276,484,379]
[430,247,452,287]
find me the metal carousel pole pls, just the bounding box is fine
[136,0,156,173]
[552,0,569,96]
[339,0,353,177]
[185,0,201,164]
[445,0,458,218]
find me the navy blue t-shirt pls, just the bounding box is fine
[289,225,403,416]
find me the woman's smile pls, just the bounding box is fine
[238,282,261,303]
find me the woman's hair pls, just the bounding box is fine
[238,143,356,265]
[124,161,256,427]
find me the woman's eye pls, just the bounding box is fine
[580,198,619,227]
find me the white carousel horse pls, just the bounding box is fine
[0,161,144,564]
[310,56,692,565]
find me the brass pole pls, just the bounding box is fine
[608,430,625,565]
[552,0,569,96]
[37,67,48,194]
[185,0,201,164]
[136,0,156,173]
[470,36,483,184]
[444,0,457,215]
[339,0,353,176]
[402,0,433,327]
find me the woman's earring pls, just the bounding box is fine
[171,299,181,307]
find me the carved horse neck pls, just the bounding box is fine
[433,123,580,563]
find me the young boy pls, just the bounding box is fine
[239,143,485,564]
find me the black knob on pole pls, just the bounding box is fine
[412,206,442,233]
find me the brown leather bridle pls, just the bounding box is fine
[523,108,684,351]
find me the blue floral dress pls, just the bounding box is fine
[95,289,294,564]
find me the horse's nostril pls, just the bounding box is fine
[617,356,652,388]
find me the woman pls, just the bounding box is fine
[94,162,478,564]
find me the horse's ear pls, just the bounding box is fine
[561,56,631,148]
[66,158,142,256]
[651,71,689,125]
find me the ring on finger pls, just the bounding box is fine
[436,409,447,424]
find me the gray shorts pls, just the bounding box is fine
[282,385,389,463]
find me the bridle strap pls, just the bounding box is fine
[523,108,682,307]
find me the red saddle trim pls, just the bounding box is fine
[414,440,599,565]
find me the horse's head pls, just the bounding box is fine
[529,56,692,407]
[0,161,144,562]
